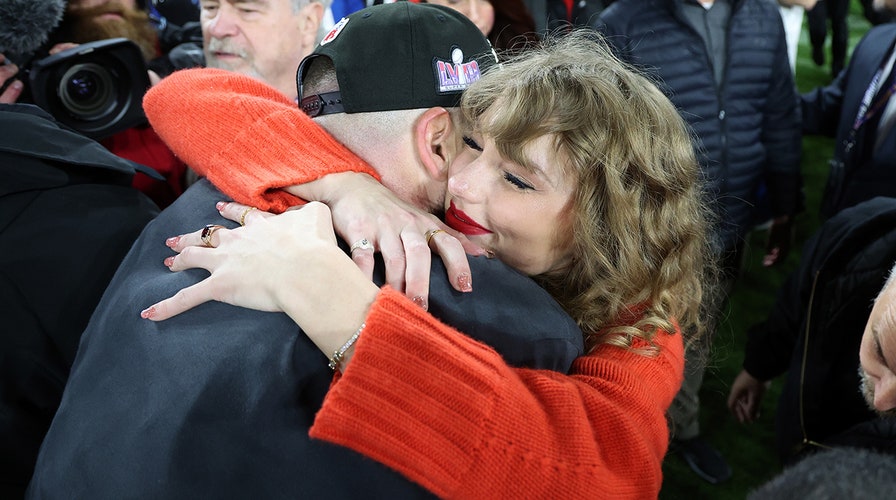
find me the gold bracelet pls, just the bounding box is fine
[328,322,365,371]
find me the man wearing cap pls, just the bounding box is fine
[26,4,582,497]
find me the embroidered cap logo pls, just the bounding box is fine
[435,47,481,94]
[321,17,349,46]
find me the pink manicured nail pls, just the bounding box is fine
[412,296,428,311]
[457,273,472,292]
[216,201,226,210]
[140,306,155,319]
[164,256,175,267]
[165,236,180,248]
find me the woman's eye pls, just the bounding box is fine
[462,136,482,151]
[503,172,534,190]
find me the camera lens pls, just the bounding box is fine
[58,63,117,120]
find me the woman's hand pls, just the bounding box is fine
[142,201,379,366]
[142,201,371,319]
[287,172,480,309]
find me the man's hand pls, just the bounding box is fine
[0,54,23,104]
[727,369,770,423]
[763,215,794,267]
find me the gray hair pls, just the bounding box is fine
[748,447,896,499]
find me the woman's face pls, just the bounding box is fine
[426,0,495,36]
[445,131,576,276]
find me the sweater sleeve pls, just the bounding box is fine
[310,287,684,499]
[143,68,379,213]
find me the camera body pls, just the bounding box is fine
[27,38,150,140]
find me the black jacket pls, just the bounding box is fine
[28,179,582,498]
[802,24,896,217]
[0,104,159,497]
[596,0,803,251]
[742,197,896,463]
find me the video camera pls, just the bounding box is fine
[15,38,150,140]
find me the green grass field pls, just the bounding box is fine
[658,6,878,499]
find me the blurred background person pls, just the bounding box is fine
[595,0,803,485]
[16,0,205,208]
[728,197,896,465]
[523,0,613,34]
[803,0,896,218]
[806,0,850,79]
[200,0,330,101]
[778,0,818,73]
[421,0,539,51]
[0,102,160,499]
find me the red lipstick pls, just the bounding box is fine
[445,201,492,235]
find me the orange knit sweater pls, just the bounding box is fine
[144,68,685,499]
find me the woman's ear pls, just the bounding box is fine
[415,107,458,182]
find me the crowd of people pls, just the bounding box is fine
[3,0,896,497]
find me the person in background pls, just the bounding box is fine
[38,0,203,208]
[523,0,613,34]
[422,0,539,51]
[595,0,803,485]
[802,0,896,218]
[806,0,850,79]
[728,197,896,465]
[0,103,159,498]
[778,0,818,73]
[199,0,330,101]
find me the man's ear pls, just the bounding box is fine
[415,107,457,181]
[300,2,325,50]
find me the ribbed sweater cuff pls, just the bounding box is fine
[309,287,504,497]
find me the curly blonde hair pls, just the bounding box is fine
[461,31,714,352]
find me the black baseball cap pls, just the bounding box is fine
[298,2,498,117]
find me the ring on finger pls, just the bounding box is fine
[424,229,446,245]
[350,238,374,253]
[200,224,225,247]
[239,206,257,226]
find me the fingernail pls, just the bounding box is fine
[457,273,472,292]
[11,80,22,90]
[216,201,226,210]
[412,296,428,311]
[140,306,155,319]
[164,256,175,267]
[165,236,179,248]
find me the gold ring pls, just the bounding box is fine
[200,224,225,247]
[239,206,257,226]
[424,229,446,245]
[350,238,374,253]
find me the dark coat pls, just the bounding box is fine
[27,180,583,498]
[742,197,896,463]
[596,0,803,251]
[0,104,159,497]
[802,23,896,217]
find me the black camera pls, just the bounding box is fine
[26,38,150,140]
